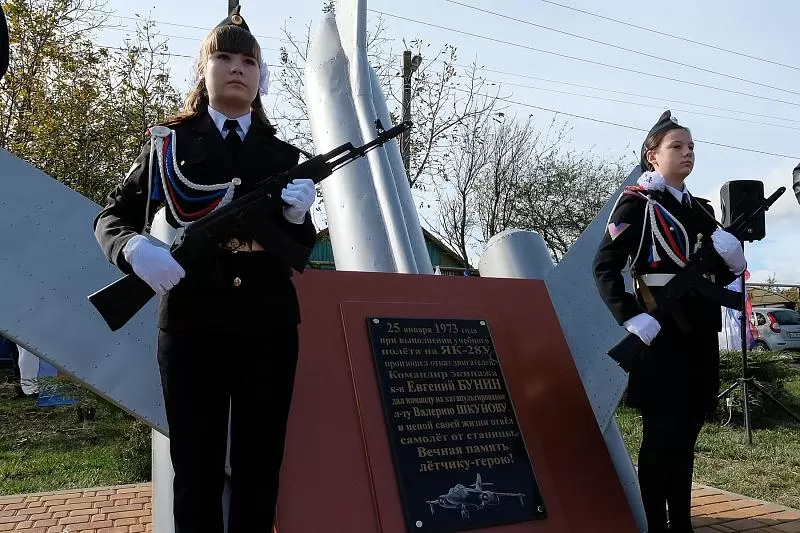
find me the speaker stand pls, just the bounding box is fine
[717,242,800,445]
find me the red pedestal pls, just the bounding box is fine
[275,270,636,533]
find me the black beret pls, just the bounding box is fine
[216,5,250,33]
[640,110,683,171]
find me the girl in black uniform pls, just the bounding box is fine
[593,111,746,532]
[93,7,316,533]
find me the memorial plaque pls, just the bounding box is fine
[366,317,546,533]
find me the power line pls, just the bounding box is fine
[97,24,286,54]
[473,77,800,132]
[451,88,800,160]
[443,0,800,98]
[93,42,799,159]
[96,12,800,123]
[452,64,800,125]
[369,9,800,109]
[98,29,800,134]
[96,12,289,44]
[533,0,800,72]
[98,44,192,59]
[97,43,285,68]
[98,33,800,132]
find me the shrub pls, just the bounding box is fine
[719,349,796,386]
[717,349,799,425]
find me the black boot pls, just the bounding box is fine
[665,453,696,533]
[638,446,670,533]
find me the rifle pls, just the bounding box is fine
[607,186,786,372]
[88,120,412,332]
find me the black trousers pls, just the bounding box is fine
[157,325,299,533]
[638,402,705,533]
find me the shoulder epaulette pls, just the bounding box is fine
[622,185,650,199]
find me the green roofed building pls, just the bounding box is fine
[308,228,475,275]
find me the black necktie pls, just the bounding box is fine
[682,192,692,208]
[223,119,242,153]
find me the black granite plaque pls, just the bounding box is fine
[366,317,546,533]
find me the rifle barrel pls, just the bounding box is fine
[88,121,413,331]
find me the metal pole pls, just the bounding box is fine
[740,246,754,445]
[401,50,412,176]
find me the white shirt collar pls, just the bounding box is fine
[207,105,251,140]
[664,182,691,204]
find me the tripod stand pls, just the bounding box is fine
[717,242,800,444]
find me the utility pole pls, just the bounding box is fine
[401,50,421,177]
[228,0,239,13]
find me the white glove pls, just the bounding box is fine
[281,178,315,224]
[623,313,661,346]
[711,228,746,275]
[122,235,185,296]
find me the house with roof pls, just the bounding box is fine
[308,227,475,275]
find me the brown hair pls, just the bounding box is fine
[162,25,275,134]
[642,126,691,171]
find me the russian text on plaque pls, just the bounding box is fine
[366,317,546,533]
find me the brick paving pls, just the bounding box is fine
[690,484,800,533]
[0,484,151,533]
[0,482,798,532]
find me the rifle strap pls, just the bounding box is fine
[634,275,658,313]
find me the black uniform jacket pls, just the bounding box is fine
[793,161,800,206]
[593,186,738,334]
[93,110,317,330]
[593,186,739,412]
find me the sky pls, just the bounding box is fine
[94,0,799,282]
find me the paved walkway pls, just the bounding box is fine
[0,484,151,533]
[690,485,800,533]
[1,482,799,532]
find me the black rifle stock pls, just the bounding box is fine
[89,121,412,331]
[607,186,786,372]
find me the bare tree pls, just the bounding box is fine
[514,141,630,261]
[402,46,495,191]
[432,94,496,262]
[431,111,631,265]
[273,16,498,190]
[477,116,538,241]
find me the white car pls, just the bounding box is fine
[751,307,800,352]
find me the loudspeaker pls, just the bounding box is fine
[720,180,765,241]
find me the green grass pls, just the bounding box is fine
[0,367,151,495]
[615,376,800,510]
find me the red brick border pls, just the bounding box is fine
[1,482,798,532]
